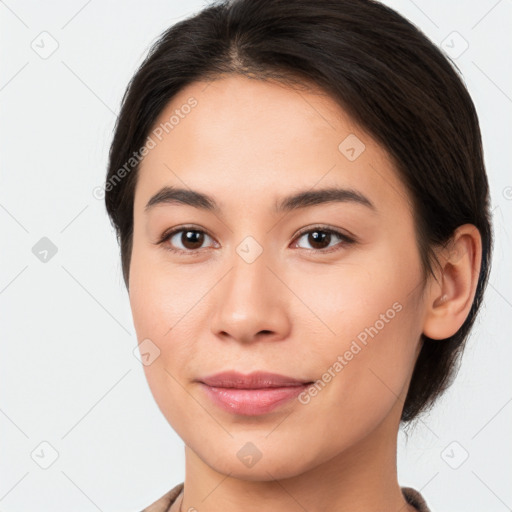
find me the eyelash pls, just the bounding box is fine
[156,224,356,256]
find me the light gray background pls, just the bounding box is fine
[1,1,511,511]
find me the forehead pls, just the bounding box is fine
[135,74,410,216]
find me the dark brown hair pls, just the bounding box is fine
[104,0,493,422]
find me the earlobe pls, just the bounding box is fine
[422,224,482,340]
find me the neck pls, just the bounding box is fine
[176,400,415,512]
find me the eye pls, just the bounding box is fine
[157,226,217,255]
[156,224,355,256]
[291,226,355,253]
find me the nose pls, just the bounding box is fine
[209,247,292,345]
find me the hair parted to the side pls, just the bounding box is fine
[104,0,493,423]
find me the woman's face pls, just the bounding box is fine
[129,75,427,479]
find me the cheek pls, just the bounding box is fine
[128,244,211,408]
[128,241,200,339]
[288,247,423,410]
[288,281,422,458]
[128,254,200,429]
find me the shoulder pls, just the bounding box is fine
[401,486,431,512]
[140,482,184,512]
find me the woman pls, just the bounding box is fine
[104,0,493,510]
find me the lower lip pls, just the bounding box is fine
[199,383,312,416]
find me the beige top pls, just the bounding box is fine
[141,482,431,512]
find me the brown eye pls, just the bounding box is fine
[177,230,205,250]
[293,227,354,253]
[304,230,332,250]
[159,227,216,254]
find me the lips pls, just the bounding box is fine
[197,371,315,416]
[198,370,313,389]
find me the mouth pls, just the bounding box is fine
[197,371,315,415]
[198,370,314,388]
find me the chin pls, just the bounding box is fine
[187,432,323,481]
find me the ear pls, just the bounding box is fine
[422,224,483,340]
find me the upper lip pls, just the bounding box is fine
[198,371,313,389]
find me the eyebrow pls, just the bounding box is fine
[144,185,377,214]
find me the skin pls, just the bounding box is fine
[129,74,482,512]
